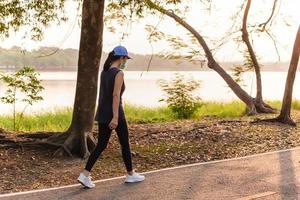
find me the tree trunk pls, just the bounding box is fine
[145,0,274,115]
[242,0,275,113]
[48,0,105,158]
[210,62,257,114]
[275,26,300,126]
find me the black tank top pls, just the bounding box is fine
[95,67,125,123]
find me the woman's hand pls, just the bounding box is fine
[109,117,118,130]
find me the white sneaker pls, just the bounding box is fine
[77,173,95,188]
[124,172,145,183]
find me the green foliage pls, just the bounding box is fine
[158,73,202,119]
[195,101,247,118]
[145,25,205,65]
[106,0,184,18]
[231,50,255,86]
[0,66,44,130]
[105,0,212,66]
[0,0,68,40]
[6,99,300,132]
[231,49,264,87]
[231,65,246,86]
[0,107,72,132]
[124,103,176,123]
[242,49,256,71]
[266,100,300,111]
[0,102,242,132]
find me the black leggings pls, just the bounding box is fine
[85,118,133,172]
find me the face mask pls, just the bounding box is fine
[120,63,126,70]
[120,60,127,70]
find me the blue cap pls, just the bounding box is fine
[113,45,131,59]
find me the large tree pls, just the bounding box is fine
[47,0,105,158]
[0,0,105,158]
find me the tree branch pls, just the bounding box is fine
[258,0,278,31]
[144,0,216,66]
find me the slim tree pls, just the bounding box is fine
[271,26,300,126]
[241,0,277,113]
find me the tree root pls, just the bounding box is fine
[0,139,73,157]
[0,138,17,144]
[275,116,297,126]
[17,132,58,139]
[41,141,73,157]
[250,116,296,127]
[0,127,97,158]
[47,130,97,158]
[254,99,277,114]
[246,99,277,116]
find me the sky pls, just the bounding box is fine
[1,0,299,62]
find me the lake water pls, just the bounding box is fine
[0,71,299,114]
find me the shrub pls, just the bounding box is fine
[157,73,202,119]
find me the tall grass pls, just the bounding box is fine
[267,99,300,110]
[194,101,246,118]
[1,100,300,132]
[124,104,176,123]
[0,107,72,132]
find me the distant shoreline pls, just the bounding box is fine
[0,46,291,72]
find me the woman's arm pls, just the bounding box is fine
[109,71,124,129]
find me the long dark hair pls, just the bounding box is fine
[103,51,123,71]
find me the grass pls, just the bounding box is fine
[0,107,72,132]
[267,100,300,110]
[194,101,246,118]
[124,104,176,123]
[1,100,300,132]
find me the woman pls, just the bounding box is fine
[77,45,145,188]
